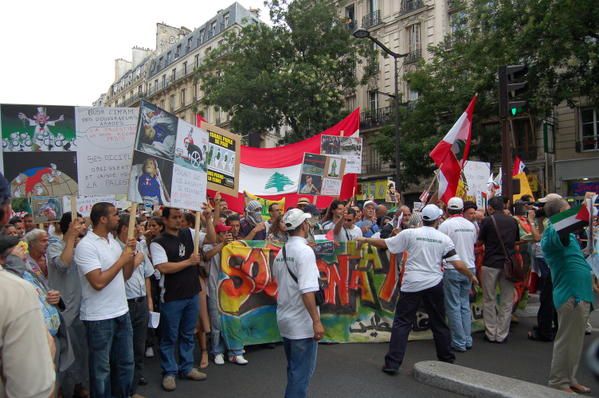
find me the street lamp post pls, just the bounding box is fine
[353,28,407,187]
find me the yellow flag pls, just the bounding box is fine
[513,172,534,202]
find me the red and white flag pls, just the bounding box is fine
[201,109,360,213]
[512,156,526,176]
[429,96,477,203]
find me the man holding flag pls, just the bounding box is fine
[541,193,595,394]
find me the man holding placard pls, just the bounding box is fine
[74,202,138,398]
[150,207,209,391]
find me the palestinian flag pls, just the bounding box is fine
[550,204,590,237]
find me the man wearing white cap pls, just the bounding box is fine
[357,204,478,375]
[272,208,324,397]
[439,197,478,352]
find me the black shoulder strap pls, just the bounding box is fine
[282,245,298,284]
[490,215,509,258]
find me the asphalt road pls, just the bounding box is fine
[135,312,599,397]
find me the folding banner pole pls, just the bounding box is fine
[193,212,201,255]
[70,195,77,218]
[127,203,138,252]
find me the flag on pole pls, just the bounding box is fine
[511,156,534,201]
[512,156,526,176]
[429,95,477,203]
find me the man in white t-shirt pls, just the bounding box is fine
[74,202,138,398]
[272,208,324,398]
[439,197,478,352]
[333,207,363,242]
[357,204,478,375]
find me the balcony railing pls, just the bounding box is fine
[401,0,425,15]
[346,21,357,32]
[404,49,422,64]
[362,10,381,29]
[124,91,146,107]
[361,106,393,130]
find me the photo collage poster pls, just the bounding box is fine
[197,121,241,197]
[320,134,362,174]
[298,153,346,197]
[128,100,208,211]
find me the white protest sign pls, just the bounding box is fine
[76,107,139,196]
[463,161,491,208]
[63,195,117,217]
[320,135,362,174]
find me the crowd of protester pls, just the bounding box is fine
[1,167,597,397]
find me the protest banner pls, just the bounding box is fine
[245,191,285,221]
[128,100,208,211]
[357,179,388,201]
[298,153,346,197]
[217,241,484,344]
[463,161,491,208]
[196,120,240,197]
[320,135,362,174]
[62,195,117,217]
[75,107,139,196]
[31,196,63,223]
[1,104,78,199]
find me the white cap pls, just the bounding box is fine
[538,193,562,203]
[283,208,312,229]
[421,204,443,221]
[363,200,376,209]
[447,197,464,211]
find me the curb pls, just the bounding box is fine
[413,360,572,398]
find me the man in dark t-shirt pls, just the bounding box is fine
[150,207,207,391]
[478,196,520,344]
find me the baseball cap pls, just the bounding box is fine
[246,200,262,212]
[283,208,311,230]
[421,204,443,221]
[538,193,562,203]
[215,223,232,234]
[297,197,311,206]
[363,200,376,209]
[0,235,20,254]
[447,197,464,211]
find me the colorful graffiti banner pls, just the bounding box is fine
[217,241,484,345]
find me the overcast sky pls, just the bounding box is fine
[0,0,267,106]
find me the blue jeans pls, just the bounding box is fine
[443,269,473,350]
[283,337,318,398]
[84,313,134,398]
[160,296,199,376]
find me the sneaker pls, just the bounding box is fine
[382,365,398,375]
[214,353,225,365]
[162,375,176,391]
[229,354,249,365]
[145,346,154,358]
[184,368,207,381]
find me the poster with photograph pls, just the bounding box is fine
[1,104,76,152]
[31,196,63,223]
[135,101,177,161]
[75,107,139,196]
[128,102,208,211]
[298,153,346,197]
[3,152,78,199]
[320,135,362,174]
[197,121,241,197]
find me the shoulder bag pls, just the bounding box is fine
[282,245,326,306]
[490,215,526,282]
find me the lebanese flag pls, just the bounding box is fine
[512,156,526,176]
[201,109,360,213]
[429,95,477,203]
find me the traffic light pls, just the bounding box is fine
[498,64,528,118]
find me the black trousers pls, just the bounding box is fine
[128,297,149,392]
[385,281,455,369]
[536,258,558,340]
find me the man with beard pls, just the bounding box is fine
[48,212,90,398]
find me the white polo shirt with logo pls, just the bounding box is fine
[272,236,320,339]
[74,231,129,321]
[439,216,477,270]
[384,226,460,292]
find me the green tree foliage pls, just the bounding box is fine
[374,0,599,186]
[196,0,376,143]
